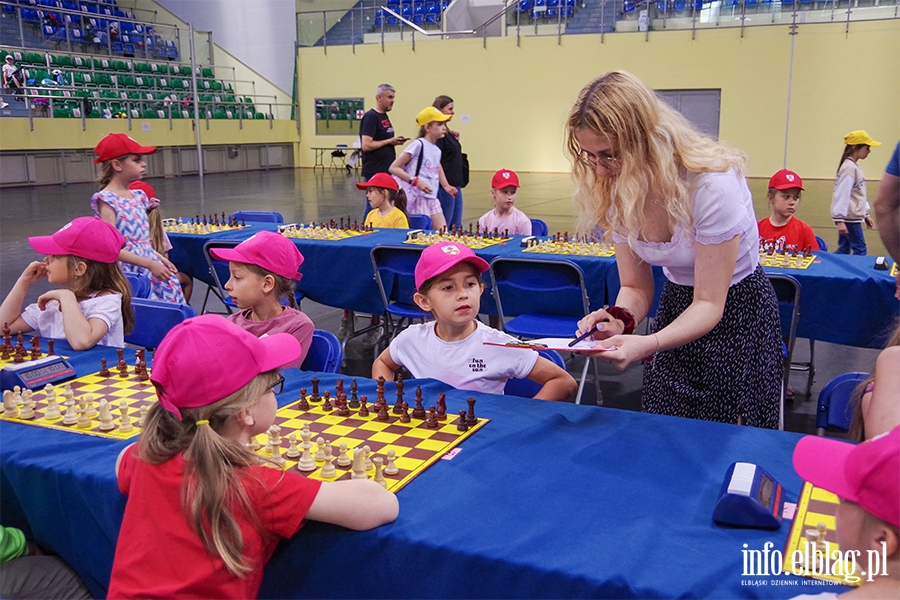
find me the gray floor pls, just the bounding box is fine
[0,168,881,434]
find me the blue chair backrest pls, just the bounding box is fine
[300,329,342,373]
[530,219,548,237]
[766,274,800,341]
[491,258,588,318]
[229,210,284,224]
[124,272,151,299]
[816,372,868,433]
[815,236,828,252]
[124,298,195,349]
[371,245,426,312]
[504,349,566,398]
[407,214,432,230]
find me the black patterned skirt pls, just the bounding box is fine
[642,266,782,428]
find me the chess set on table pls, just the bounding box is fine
[163,214,250,235]
[0,329,63,368]
[278,217,377,240]
[403,225,511,249]
[252,376,488,493]
[522,235,615,257]
[758,240,817,270]
[1,349,154,440]
[781,482,860,586]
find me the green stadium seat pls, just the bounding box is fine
[112,60,127,72]
[149,62,168,75]
[202,67,213,78]
[33,70,50,82]
[134,76,150,89]
[213,110,227,119]
[71,56,88,68]
[93,58,112,71]
[134,62,150,74]
[57,55,72,68]
[25,52,44,66]
[46,54,59,68]
[95,73,113,87]
[157,77,172,90]
[143,109,158,119]
[254,112,265,120]
[210,80,223,92]
[119,75,135,88]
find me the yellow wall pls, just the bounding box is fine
[297,19,900,179]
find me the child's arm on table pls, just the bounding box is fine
[306,480,399,530]
[372,347,400,382]
[36,289,109,350]
[526,356,578,402]
[0,262,43,334]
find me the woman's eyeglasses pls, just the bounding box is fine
[267,375,285,395]
[577,149,620,169]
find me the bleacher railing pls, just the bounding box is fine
[296,0,898,52]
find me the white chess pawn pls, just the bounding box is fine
[383,449,399,475]
[137,405,148,427]
[285,433,300,458]
[320,456,336,479]
[314,437,326,462]
[19,390,35,420]
[118,400,134,433]
[85,394,99,418]
[12,386,22,406]
[62,396,78,425]
[372,456,386,488]
[363,445,373,471]
[76,400,91,429]
[336,442,351,467]
[44,386,61,420]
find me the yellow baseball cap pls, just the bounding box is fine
[843,130,881,147]
[415,106,451,127]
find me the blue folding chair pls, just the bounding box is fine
[816,372,868,435]
[407,214,432,230]
[489,257,599,404]
[124,298,195,349]
[201,240,239,315]
[124,272,151,299]
[369,245,429,354]
[229,210,284,224]
[815,236,828,252]
[504,349,565,398]
[300,329,343,373]
[530,219,548,237]
[766,274,800,430]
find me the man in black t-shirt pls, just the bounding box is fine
[360,84,406,182]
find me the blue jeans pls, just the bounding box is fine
[836,222,867,255]
[437,186,463,229]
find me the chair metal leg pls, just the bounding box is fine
[806,339,815,396]
[574,357,590,405]
[592,356,603,406]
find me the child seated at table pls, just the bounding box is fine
[791,426,899,598]
[477,169,532,236]
[0,217,134,350]
[108,316,398,599]
[209,231,313,369]
[757,169,820,251]
[358,172,410,229]
[372,242,577,400]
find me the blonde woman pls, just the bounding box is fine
[569,71,781,428]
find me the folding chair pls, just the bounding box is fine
[504,349,565,398]
[124,272,151,299]
[816,372,868,436]
[300,330,343,373]
[229,210,284,224]
[407,214,432,230]
[766,273,800,430]
[368,245,429,356]
[201,240,239,315]
[489,257,600,404]
[124,298,195,349]
[530,219,548,237]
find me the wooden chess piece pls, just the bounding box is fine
[97,400,115,431]
[337,394,350,416]
[412,389,427,419]
[372,457,386,488]
[436,393,447,421]
[456,410,468,432]
[466,398,477,426]
[99,358,111,377]
[321,391,333,411]
[349,379,359,408]
[376,401,389,422]
[376,376,386,404]
[399,401,410,423]
[426,406,438,428]
[118,399,134,432]
[310,378,321,403]
[384,449,399,475]
[298,388,309,411]
[350,447,367,479]
[358,396,369,417]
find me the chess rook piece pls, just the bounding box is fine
[456,410,468,432]
[466,398,477,426]
[310,378,321,403]
[372,457,386,488]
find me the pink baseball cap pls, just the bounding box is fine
[414,242,489,290]
[768,169,804,191]
[93,133,157,164]
[28,217,125,264]
[491,169,520,189]
[151,315,301,419]
[209,231,304,281]
[793,426,900,528]
[356,172,398,192]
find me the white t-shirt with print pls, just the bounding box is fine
[402,138,442,199]
[22,292,124,347]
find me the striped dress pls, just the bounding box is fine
[91,189,185,304]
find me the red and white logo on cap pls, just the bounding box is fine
[441,244,461,256]
[501,171,510,179]
[786,174,795,182]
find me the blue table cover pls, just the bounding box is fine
[0,344,855,598]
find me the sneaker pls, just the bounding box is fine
[0,102,8,109]
[362,326,384,348]
[338,313,351,340]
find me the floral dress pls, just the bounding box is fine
[91,189,185,304]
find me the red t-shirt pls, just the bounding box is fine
[757,217,820,251]
[108,447,321,599]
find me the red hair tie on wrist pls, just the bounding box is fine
[606,306,636,335]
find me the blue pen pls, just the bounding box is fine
[568,318,610,347]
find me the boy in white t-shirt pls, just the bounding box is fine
[372,242,576,399]
[478,169,532,236]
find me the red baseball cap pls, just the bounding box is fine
[356,172,399,192]
[128,180,156,200]
[491,169,520,189]
[29,217,125,264]
[151,315,301,419]
[209,231,304,281]
[768,169,804,191]
[414,241,489,290]
[93,133,157,163]
[793,426,900,528]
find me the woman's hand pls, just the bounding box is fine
[593,333,658,370]
[442,184,458,197]
[576,308,623,340]
[19,261,48,286]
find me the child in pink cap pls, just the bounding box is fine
[791,426,899,597]
[0,217,134,349]
[477,169,532,236]
[210,231,314,369]
[108,315,398,599]
[372,242,577,400]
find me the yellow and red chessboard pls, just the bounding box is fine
[255,387,488,493]
[0,362,155,440]
[522,239,615,257]
[782,482,860,586]
[403,232,508,249]
[278,223,377,241]
[759,252,816,270]
[0,351,68,370]
[890,261,898,277]
[163,218,249,235]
